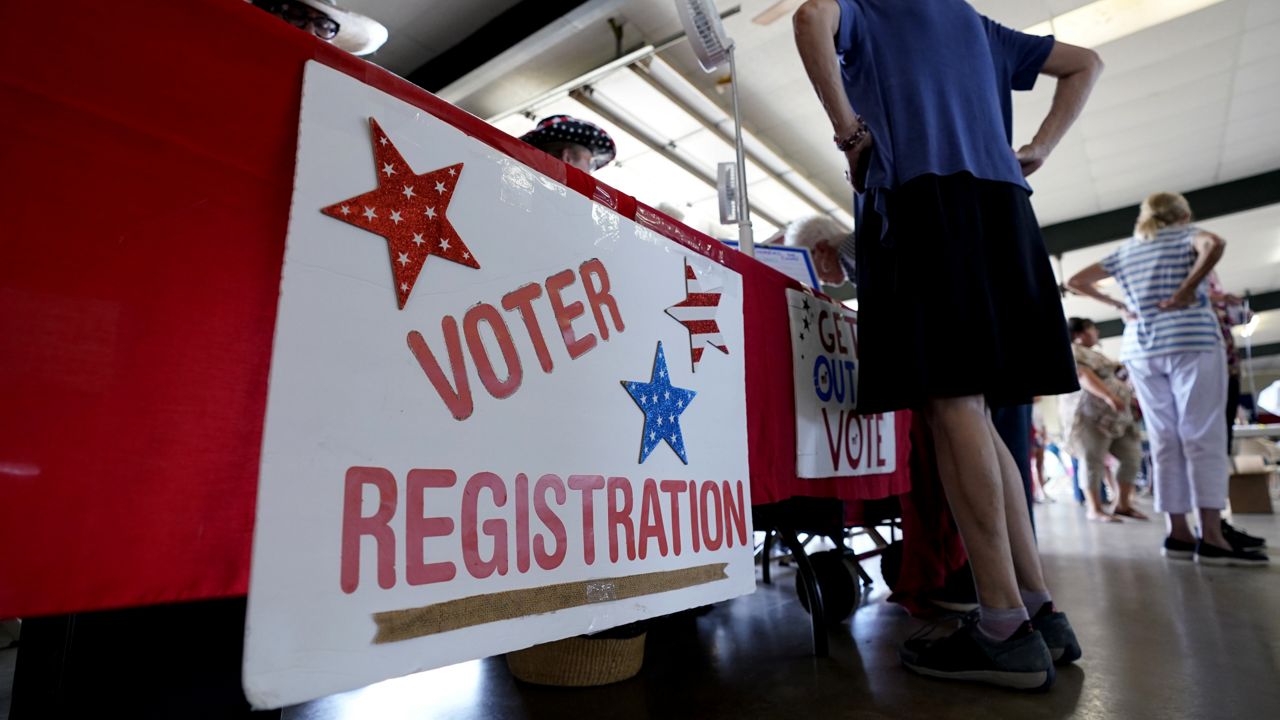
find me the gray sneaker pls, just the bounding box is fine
[1031,603,1082,664]
[900,615,1055,691]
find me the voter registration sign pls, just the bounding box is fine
[243,62,754,709]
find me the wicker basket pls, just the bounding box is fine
[505,633,646,687]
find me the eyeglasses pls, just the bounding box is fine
[253,1,340,41]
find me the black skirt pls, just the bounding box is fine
[852,172,1079,414]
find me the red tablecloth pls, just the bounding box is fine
[0,0,908,618]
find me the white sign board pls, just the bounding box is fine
[722,241,820,289]
[786,288,896,479]
[244,62,754,709]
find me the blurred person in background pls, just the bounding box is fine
[1207,273,1251,450]
[1030,400,1052,503]
[251,0,388,55]
[1058,318,1145,522]
[519,115,617,174]
[1206,274,1266,550]
[1068,192,1266,566]
[785,215,855,291]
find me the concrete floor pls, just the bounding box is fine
[280,500,1279,720]
[3,500,1276,719]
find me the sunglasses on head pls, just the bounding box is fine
[253,0,340,41]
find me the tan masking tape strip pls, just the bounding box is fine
[371,562,729,644]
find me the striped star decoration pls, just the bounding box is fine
[664,259,729,372]
[320,117,479,310]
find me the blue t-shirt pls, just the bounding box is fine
[835,0,1054,193]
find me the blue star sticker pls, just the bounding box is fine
[621,342,697,464]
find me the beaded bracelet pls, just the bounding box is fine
[834,116,869,151]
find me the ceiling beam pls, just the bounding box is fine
[1041,170,1280,256]
[1090,289,1280,339]
[1239,342,1279,360]
[1250,290,1280,314]
[1092,317,1124,338]
[406,0,593,92]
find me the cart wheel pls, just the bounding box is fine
[796,549,861,624]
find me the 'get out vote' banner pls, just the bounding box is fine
[786,289,896,480]
[244,62,754,708]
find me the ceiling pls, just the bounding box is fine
[343,0,1280,373]
[348,0,1280,223]
[613,0,1280,226]
[339,0,525,79]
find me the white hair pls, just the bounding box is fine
[785,215,847,250]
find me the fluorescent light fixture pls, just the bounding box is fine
[484,45,655,125]
[490,56,856,240]
[1024,0,1226,48]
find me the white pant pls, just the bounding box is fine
[1126,349,1228,514]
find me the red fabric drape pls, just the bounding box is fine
[0,0,908,618]
[888,415,969,616]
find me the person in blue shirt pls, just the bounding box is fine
[795,0,1102,690]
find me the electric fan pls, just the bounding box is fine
[674,0,755,256]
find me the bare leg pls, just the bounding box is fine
[1198,508,1229,549]
[1112,428,1147,518]
[925,396,1022,609]
[1166,512,1195,543]
[1117,482,1135,512]
[1032,447,1048,501]
[1078,426,1119,521]
[1103,466,1118,509]
[1084,484,1112,519]
[987,412,1048,594]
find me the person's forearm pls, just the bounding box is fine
[1067,279,1127,313]
[794,1,859,136]
[1077,367,1116,404]
[1030,60,1101,153]
[1177,239,1225,296]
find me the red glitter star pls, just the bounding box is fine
[321,118,479,309]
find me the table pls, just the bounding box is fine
[1232,424,1280,439]
[1,1,912,713]
[0,0,908,622]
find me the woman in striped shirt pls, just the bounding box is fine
[1068,192,1266,567]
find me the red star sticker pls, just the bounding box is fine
[321,117,479,309]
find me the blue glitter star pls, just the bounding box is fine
[621,342,697,464]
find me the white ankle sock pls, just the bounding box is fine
[1019,589,1052,614]
[978,606,1029,641]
